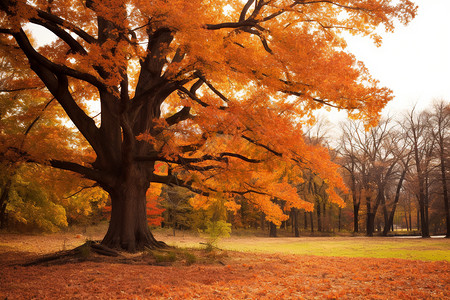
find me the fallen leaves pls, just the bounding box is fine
[1,250,449,299]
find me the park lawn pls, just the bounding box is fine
[161,234,450,262]
[218,236,450,262]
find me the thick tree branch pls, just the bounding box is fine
[49,159,112,185]
[242,27,273,54]
[4,146,111,186]
[239,0,255,22]
[136,152,262,165]
[177,86,209,107]
[12,30,105,90]
[10,31,103,155]
[0,86,45,92]
[29,17,87,55]
[219,152,262,163]
[165,106,192,126]
[34,8,97,44]
[205,20,259,30]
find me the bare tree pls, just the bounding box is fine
[428,100,450,237]
[401,107,436,238]
[338,118,405,236]
[338,120,363,233]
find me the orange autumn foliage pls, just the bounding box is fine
[0,0,417,246]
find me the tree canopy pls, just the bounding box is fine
[0,0,417,250]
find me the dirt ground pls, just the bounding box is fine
[1,230,449,299]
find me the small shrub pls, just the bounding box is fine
[183,251,197,266]
[146,249,177,264]
[204,220,231,249]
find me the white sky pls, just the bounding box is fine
[343,0,450,117]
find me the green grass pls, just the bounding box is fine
[212,237,450,261]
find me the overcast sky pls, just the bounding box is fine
[344,0,450,116]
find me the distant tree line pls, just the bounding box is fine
[337,101,449,237]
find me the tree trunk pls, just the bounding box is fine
[417,207,420,231]
[424,176,430,237]
[437,126,450,238]
[440,157,450,238]
[419,203,430,238]
[304,211,308,230]
[0,179,12,229]
[353,202,360,233]
[381,196,389,233]
[0,203,7,229]
[367,212,375,237]
[101,165,165,251]
[316,200,322,232]
[338,207,342,232]
[382,168,407,236]
[269,222,277,237]
[366,195,374,236]
[322,202,327,231]
[260,213,265,230]
[293,208,300,237]
[309,211,314,233]
[417,180,430,237]
[404,210,409,231]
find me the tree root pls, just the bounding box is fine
[22,241,120,266]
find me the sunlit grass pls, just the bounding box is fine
[214,237,450,261]
[156,227,450,261]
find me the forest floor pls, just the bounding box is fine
[1,226,449,299]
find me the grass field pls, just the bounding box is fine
[218,237,450,261]
[156,229,450,261]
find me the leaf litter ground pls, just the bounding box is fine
[0,232,449,299]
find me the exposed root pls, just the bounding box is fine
[22,241,120,266]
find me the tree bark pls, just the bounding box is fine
[269,222,277,237]
[304,211,308,230]
[418,178,430,238]
[101,164,165,251]
[260,213,265,230]
[293,208,300,237]
[382,168,407,236]
[353,202,360,233]
[0,179,12,229]
[437,147,449,237]
[338,207,342,232]
[309,211,314,233]
[366,195,374,236]
[366,212,375,237]
[316,200,322,232]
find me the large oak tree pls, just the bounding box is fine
[0,0,416,251]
